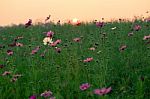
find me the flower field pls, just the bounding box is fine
[0,20,150,99]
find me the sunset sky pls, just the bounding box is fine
[0,0,150,26]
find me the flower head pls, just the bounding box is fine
[143,35,150,40]
[29,95,36,99]
[41,90,53,98]
[94,87,112,95]
[43,37,53,45]
[96,22,105,27]
[73,38,81,42]
[7,50,13,55]
[119,45,127,51]
[46,31,54,37]
[133,24,141,31]
[80,83,91,91]
[83,57,93,62]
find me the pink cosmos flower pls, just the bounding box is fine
[80,83,91,91]
[73,38,81,42]
[94,87,112,95]
[134,25,141,31]
[96,22,105,27]
[7,50,13,55]
[55,47,61,53]
[47,31,54,37]
[143,35,150,40]
[119,45,127,51]
[25,19,32,28]
[16,42,23,47]
[29,95,36,99]
[2,71,11,76]
[83,57,93,62]
[41,90,53,98]
[50,39,61,47]
[31,46,40,55]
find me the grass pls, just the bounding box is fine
[0,21,150,99]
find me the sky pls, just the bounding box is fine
[0,0,150,26]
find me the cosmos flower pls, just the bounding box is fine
[96,22,105,27]
[128,32,134,37]
[133,25,141,31]
[43,37,53,45]
[55,47,61,53]
[41,90,53,98]
[7,50,13,55]
[83,57,93,62]
[46,31,54,37]
[111,27,116,30]
[29,95,36,99]
[143,35,150,40]
[16,42,23,47]
[2,71,11,76]
[50,39,61,47]
[93,87,112,95]
[73,37,81,42]
[25,19,32,28]
[31,46,40,55]
[119,45,127,51]
[45,15,51,22]
[80,83,91,91]
[89,47,96,51]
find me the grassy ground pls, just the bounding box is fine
[0,21,150,99]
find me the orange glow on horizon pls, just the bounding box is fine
[0,0,150,26]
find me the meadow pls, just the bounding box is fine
[0,20,150,99]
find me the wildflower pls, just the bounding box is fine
[25,19,32,28]
[29,95,37,99]
[7,50,13,55]
[111,27,116,30]
[128,32,134,37]
[83,57,93,62]
[143,35,150,40]
[73,38,81,42]
[41,90,53,98]
[94,87,112,95]
[46,31,54,37]
[11,77,18,82]
[55,47,61,53]
[96,22,105,27]
[45,15,51,22]
[119,45,127,51]
[57,20,61,25]
[80,83,90,91]
[16,42,23,47]
[31,46,40,55]
[89,47,96,51]
[2,71,11,76]
[43,37,53,45]
[11,74,22,82]
[133,25,141,31]
[50,39,61,47]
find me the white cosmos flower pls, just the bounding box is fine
[43,37,53,45]
[111,27,116,30]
